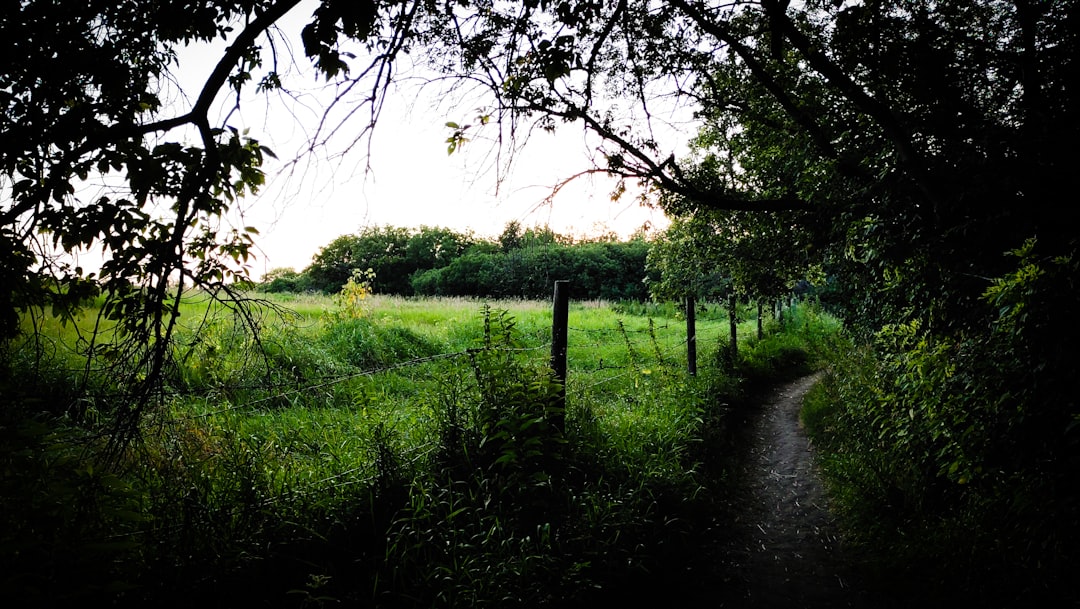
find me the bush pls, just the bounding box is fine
[411,241,650,301]
[801,241,1080,604]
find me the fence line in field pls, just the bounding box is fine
[161,309,708,427]
[568,321,730,335]
[173,301,715,416]
[98,310,712,537]
[567,324,673,335]
[172,343,554,422]
[55,281,730,437]
[569,336,692,393]
[170,321,699,514]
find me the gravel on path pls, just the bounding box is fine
[717,373,870,609]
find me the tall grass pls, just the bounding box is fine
[1,292,838,607]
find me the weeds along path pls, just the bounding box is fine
[716,373,869,609]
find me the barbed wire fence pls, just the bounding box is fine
[99,283,739,430]
[45,282,759,460]
[88,296,703,518]
[23,282,797,553]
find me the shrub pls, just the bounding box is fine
[802,241,1080,604]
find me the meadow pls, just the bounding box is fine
[3,291,837,607]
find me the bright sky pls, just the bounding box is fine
[176,1,676,279]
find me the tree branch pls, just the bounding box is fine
[667,0,840,160]
[762,1,945,217]
[552,102,810,212]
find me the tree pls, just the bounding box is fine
[260,267,310,292]
[645,217,729,305]
[1,1,316,442]
[411,238,650,300]
[4,0,1077,451]
[410,0,1077,335]
[302,225,476,295]
[404,225,477,274]
[647,206,810,314]
[498,220,525,253]
[306,226,410,293]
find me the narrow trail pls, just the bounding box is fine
[716,373,869,608]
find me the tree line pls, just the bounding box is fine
[259,221,655,301]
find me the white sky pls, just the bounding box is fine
[173,1,677,279]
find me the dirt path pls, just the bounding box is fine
[717,373,868,608]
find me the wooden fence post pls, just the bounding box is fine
[686,295,697,376]
[550,280,569,430]
[728,291,738,361]
[757,300,764,340]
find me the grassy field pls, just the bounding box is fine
[3,291,837,607]
[151,293,747,492]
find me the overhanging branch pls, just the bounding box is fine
[550,102,811,213]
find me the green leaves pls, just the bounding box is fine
[444,114,491,155]
[981,238,1044,330]
[301,0,378,79]
[412,238,650,301]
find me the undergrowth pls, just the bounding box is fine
[801,245,1080,606]
[1,295,834,607]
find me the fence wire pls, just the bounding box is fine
[162,313,717,421]
[569,335,693,393]
[169,343,553,423]
[41,309,736,451]
[22,304,756,552]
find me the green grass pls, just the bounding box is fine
[163,292,733,486]
[2,292,839,608]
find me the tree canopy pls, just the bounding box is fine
[3,0,1077,432]
[5,0,1074,326]
[267,222,650,300]
[301,225,480,294]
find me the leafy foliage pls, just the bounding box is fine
[331,267,376,319]
[287,223,650,301]
[803,242,1080,603]
[259,267,314,293]
[300,225,481,295]
[412,238,651,301]
[0,0,325,443]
